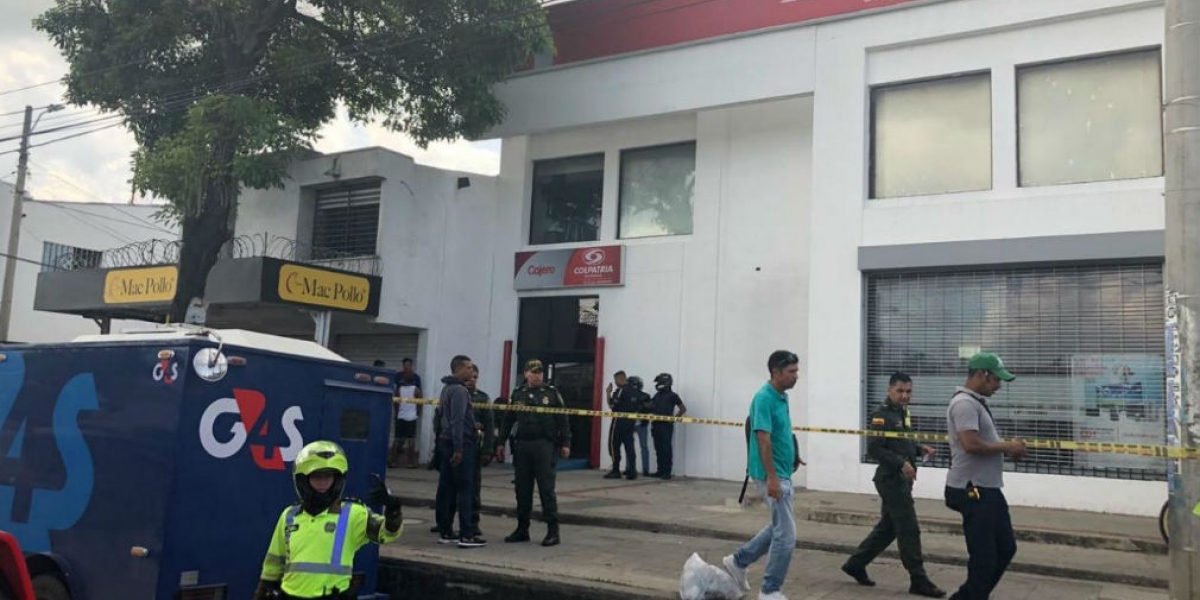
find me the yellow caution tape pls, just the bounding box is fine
[396,397,1200,460]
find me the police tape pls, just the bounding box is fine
[395,397,1200,460]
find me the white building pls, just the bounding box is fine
[477,0,1171,515]
[0,181,178,343]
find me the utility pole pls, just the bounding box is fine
[1164,1,1200,598]
[0,106,33,343]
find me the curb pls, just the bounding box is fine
[400,496,1168,590]
[802,508,1167,555]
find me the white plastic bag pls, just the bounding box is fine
[679,552,745,600]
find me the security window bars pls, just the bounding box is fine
[41,241,101,272]
[1018,49,1163,187]
[529,154,604,245]
[313,183,381,257]
[870,73,993,199]
[864,263,1166,481]
[619,142,696,239]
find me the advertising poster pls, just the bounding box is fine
[1069,354,1166,471]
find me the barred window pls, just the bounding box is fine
[41,241,102,272]
[313,182,381,257]
[864,263,1166,480]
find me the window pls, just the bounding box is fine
[619,142,696,238]
[529,154,604,245]
[871,74,992,198]
[41,241,102,272]
[313,182,381,257]
[864,263,1165,480]
[1018,49,1163,187]
[339,409,370,441]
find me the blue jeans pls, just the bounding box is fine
[635,422,651,474]
[733,478,796,594]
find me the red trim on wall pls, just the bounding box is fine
[544,0,927,66]
[501,340,514,398]
[591,336,605,468]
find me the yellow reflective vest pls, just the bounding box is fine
[260,500,402,598]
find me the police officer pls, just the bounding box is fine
[842,373,945,598]
[255,441,403,600]
[650,373,687,480]
[605,374,643,480]
[466,364,495,537]
[494,359,571,547]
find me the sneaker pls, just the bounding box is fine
[757,592,788,600]
[722,555,750,592]
[458,536,487,548]
[438,532,460,544]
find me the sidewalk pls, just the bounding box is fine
[384,467,1169,591]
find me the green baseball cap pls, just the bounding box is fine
[968,352,1015,381]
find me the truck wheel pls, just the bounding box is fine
[32,574,71,600]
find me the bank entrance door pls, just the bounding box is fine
[517,296,598,465]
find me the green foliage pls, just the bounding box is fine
[34,0,553,315]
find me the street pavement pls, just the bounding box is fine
[381,467,1168,600]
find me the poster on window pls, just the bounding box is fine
[1069,354,1166,471]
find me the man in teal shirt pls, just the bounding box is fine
[723,350,800,600]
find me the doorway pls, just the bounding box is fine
[517,296,598,465]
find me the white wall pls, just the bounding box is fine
[492,96,814,480]
[490,0,1169,514]
[2,193,178,343]
[805,0,1166,515]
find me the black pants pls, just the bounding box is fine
[514,439,559,527]
[846,478,927,580]
[944,485,1016,600]
[439,445,486,536]
[611,420,637,476]
[651,422,674,476]
[435,439,476,536]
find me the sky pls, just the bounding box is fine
[0,0,504,204]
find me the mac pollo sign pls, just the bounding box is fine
[514,246,624,290]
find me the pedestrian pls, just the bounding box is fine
[433,355,486,548]
[391,358,423,469]
[465,364,495,538]
[432,364,496,537]
[944,352,1027,600]
[493,359,571,547]
[841,372,945,597]
[605,374,642,480]
[605,371,628,474]
[254,441,402,600]
[650,373,687,480]
[633,379,653,477]
[722,350,800,600]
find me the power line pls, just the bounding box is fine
[0,122,124,158]
[24,162,175,234]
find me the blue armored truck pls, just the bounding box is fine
[0,329,395,600]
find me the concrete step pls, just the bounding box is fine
[384,507,1167,600]
[399,495,1169,589]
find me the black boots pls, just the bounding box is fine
[909,578,946,598]
[541,525,561,547]
[841,563,876,587]
[504,524,531,543]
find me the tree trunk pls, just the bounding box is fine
[168,139,238,323]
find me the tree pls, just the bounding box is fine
[36,0,552,320]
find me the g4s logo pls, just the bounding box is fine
[199,389,304,470]
[152,360,179,384]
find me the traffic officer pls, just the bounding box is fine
[255,441,403,600]
[494,359,571,547]
[842,372,945,598]
[605,374,642,480]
